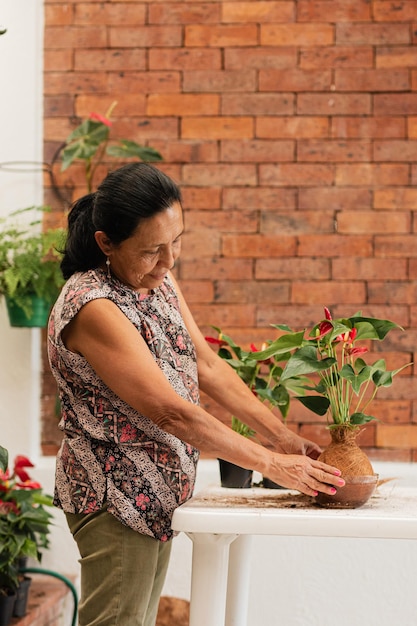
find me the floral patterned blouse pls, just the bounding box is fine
[48,269,200,542]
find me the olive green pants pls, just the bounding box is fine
[66,506,172,626]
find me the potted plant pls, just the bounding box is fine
[0,206,66,327]
[251,307,410,507]
[0,445,54,623]
[205,329,308,488]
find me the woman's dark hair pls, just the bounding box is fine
[60,163,182,279]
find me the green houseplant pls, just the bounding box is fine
[250,307,409,506]
[0,445,53,624]
[0,206,66,327]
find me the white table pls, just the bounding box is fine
[171,479,417,626]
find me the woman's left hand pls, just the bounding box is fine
[271,429,322,460]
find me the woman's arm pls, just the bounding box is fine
[170,275,323,458]
[62,294,343,496]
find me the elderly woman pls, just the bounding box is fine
[48,163,343,626]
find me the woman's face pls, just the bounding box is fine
[96,201,184,292]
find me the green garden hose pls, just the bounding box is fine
[21,567,78,626]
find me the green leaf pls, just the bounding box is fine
[280,345,335,382]
[349,316,402,340]
[250,331,305,361]
[296,395,330,416]
[350,412,376,425]
[107,141,163,162]
[0,445,8,472]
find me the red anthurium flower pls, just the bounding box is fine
[324,307,332,320]
[345,346,368,357]
[314,320,333,340]
[16,480,42,490]
[205,336,227,347]
[250,343,258,352]
[336,327,357,343]
[14,455,34,483]
[89,112,112,127]
[0,499,19,515]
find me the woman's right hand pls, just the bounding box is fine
[265,454,345,497]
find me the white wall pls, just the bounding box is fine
[0,0,44,462]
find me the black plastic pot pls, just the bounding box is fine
[262,477,285,489]
[13,576,31,618]
[218,459,253,488]
[0,590,16,626]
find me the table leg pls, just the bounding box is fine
[186,532,237,626]
[225,535,253,626]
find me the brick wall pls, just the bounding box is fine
[42,0,417,461]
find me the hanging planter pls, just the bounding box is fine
[6,295,52,328]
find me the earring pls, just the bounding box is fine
[106,257,111,279]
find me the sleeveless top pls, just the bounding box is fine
[47,269,200,542]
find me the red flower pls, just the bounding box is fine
[314,320,333,340]
[13,455,34,483]
[0,499,19,515]
[345,346,368,357]
[89,112,112,127]
[324,307,332,320]
[205,336,227,347]
[15,480,42,490]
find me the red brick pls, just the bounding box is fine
[260,163,334,187]
[182,117,254,140]
[185,24,258,47]
[185,210,257,232]
[149,3,220,24]
[374,188,417,210]
[408,116,417,138]
[336,69,409,92]
[182,187,222,210]
[257,117,329,139]
[223,187,297,210]
[259,69,331,92]
[260,210,335,234]
[75,49,146,71]
[292,280,367,304]
[256,258,330,280]
[222,234,297,258]
[337,211,410,234]
[221,94,294,115]
[150,141,218,164]
[332,258,407,280]
[331,117,406,139]
[373,1,417,22]
[189,304,257,328]
[225,47,297,70]
[377,424,417,449]
[298,234,373,256]
[336,23,410,45]
[222,1,294,23]
[110,71,180,94]
[149,48,221,71]
[368,282,417,305]
[110,26,182,48]
[180,258,253,280]
[147,94,219,116]
[299,187,372,210]
[44,26,107,48]
[44,49,74,72]
[220,140,294,163]
[298,93,371,115]
[375,235,417,258]
[261,23,334,46]
[376,47,417,68]
[74,3,145,25]
[178,280,214,303]
[335,164,409,186]
[182,163,257,186]
[44,72,108,95]
[298,140,370,162]
[214,281,290,304]
[297,0,371,22]
[374,140,417,162]
[44,96,74,117]
[45,4,74,26]
[75,95,146,117]
[300,46,373,69]
[183,70,256,93]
